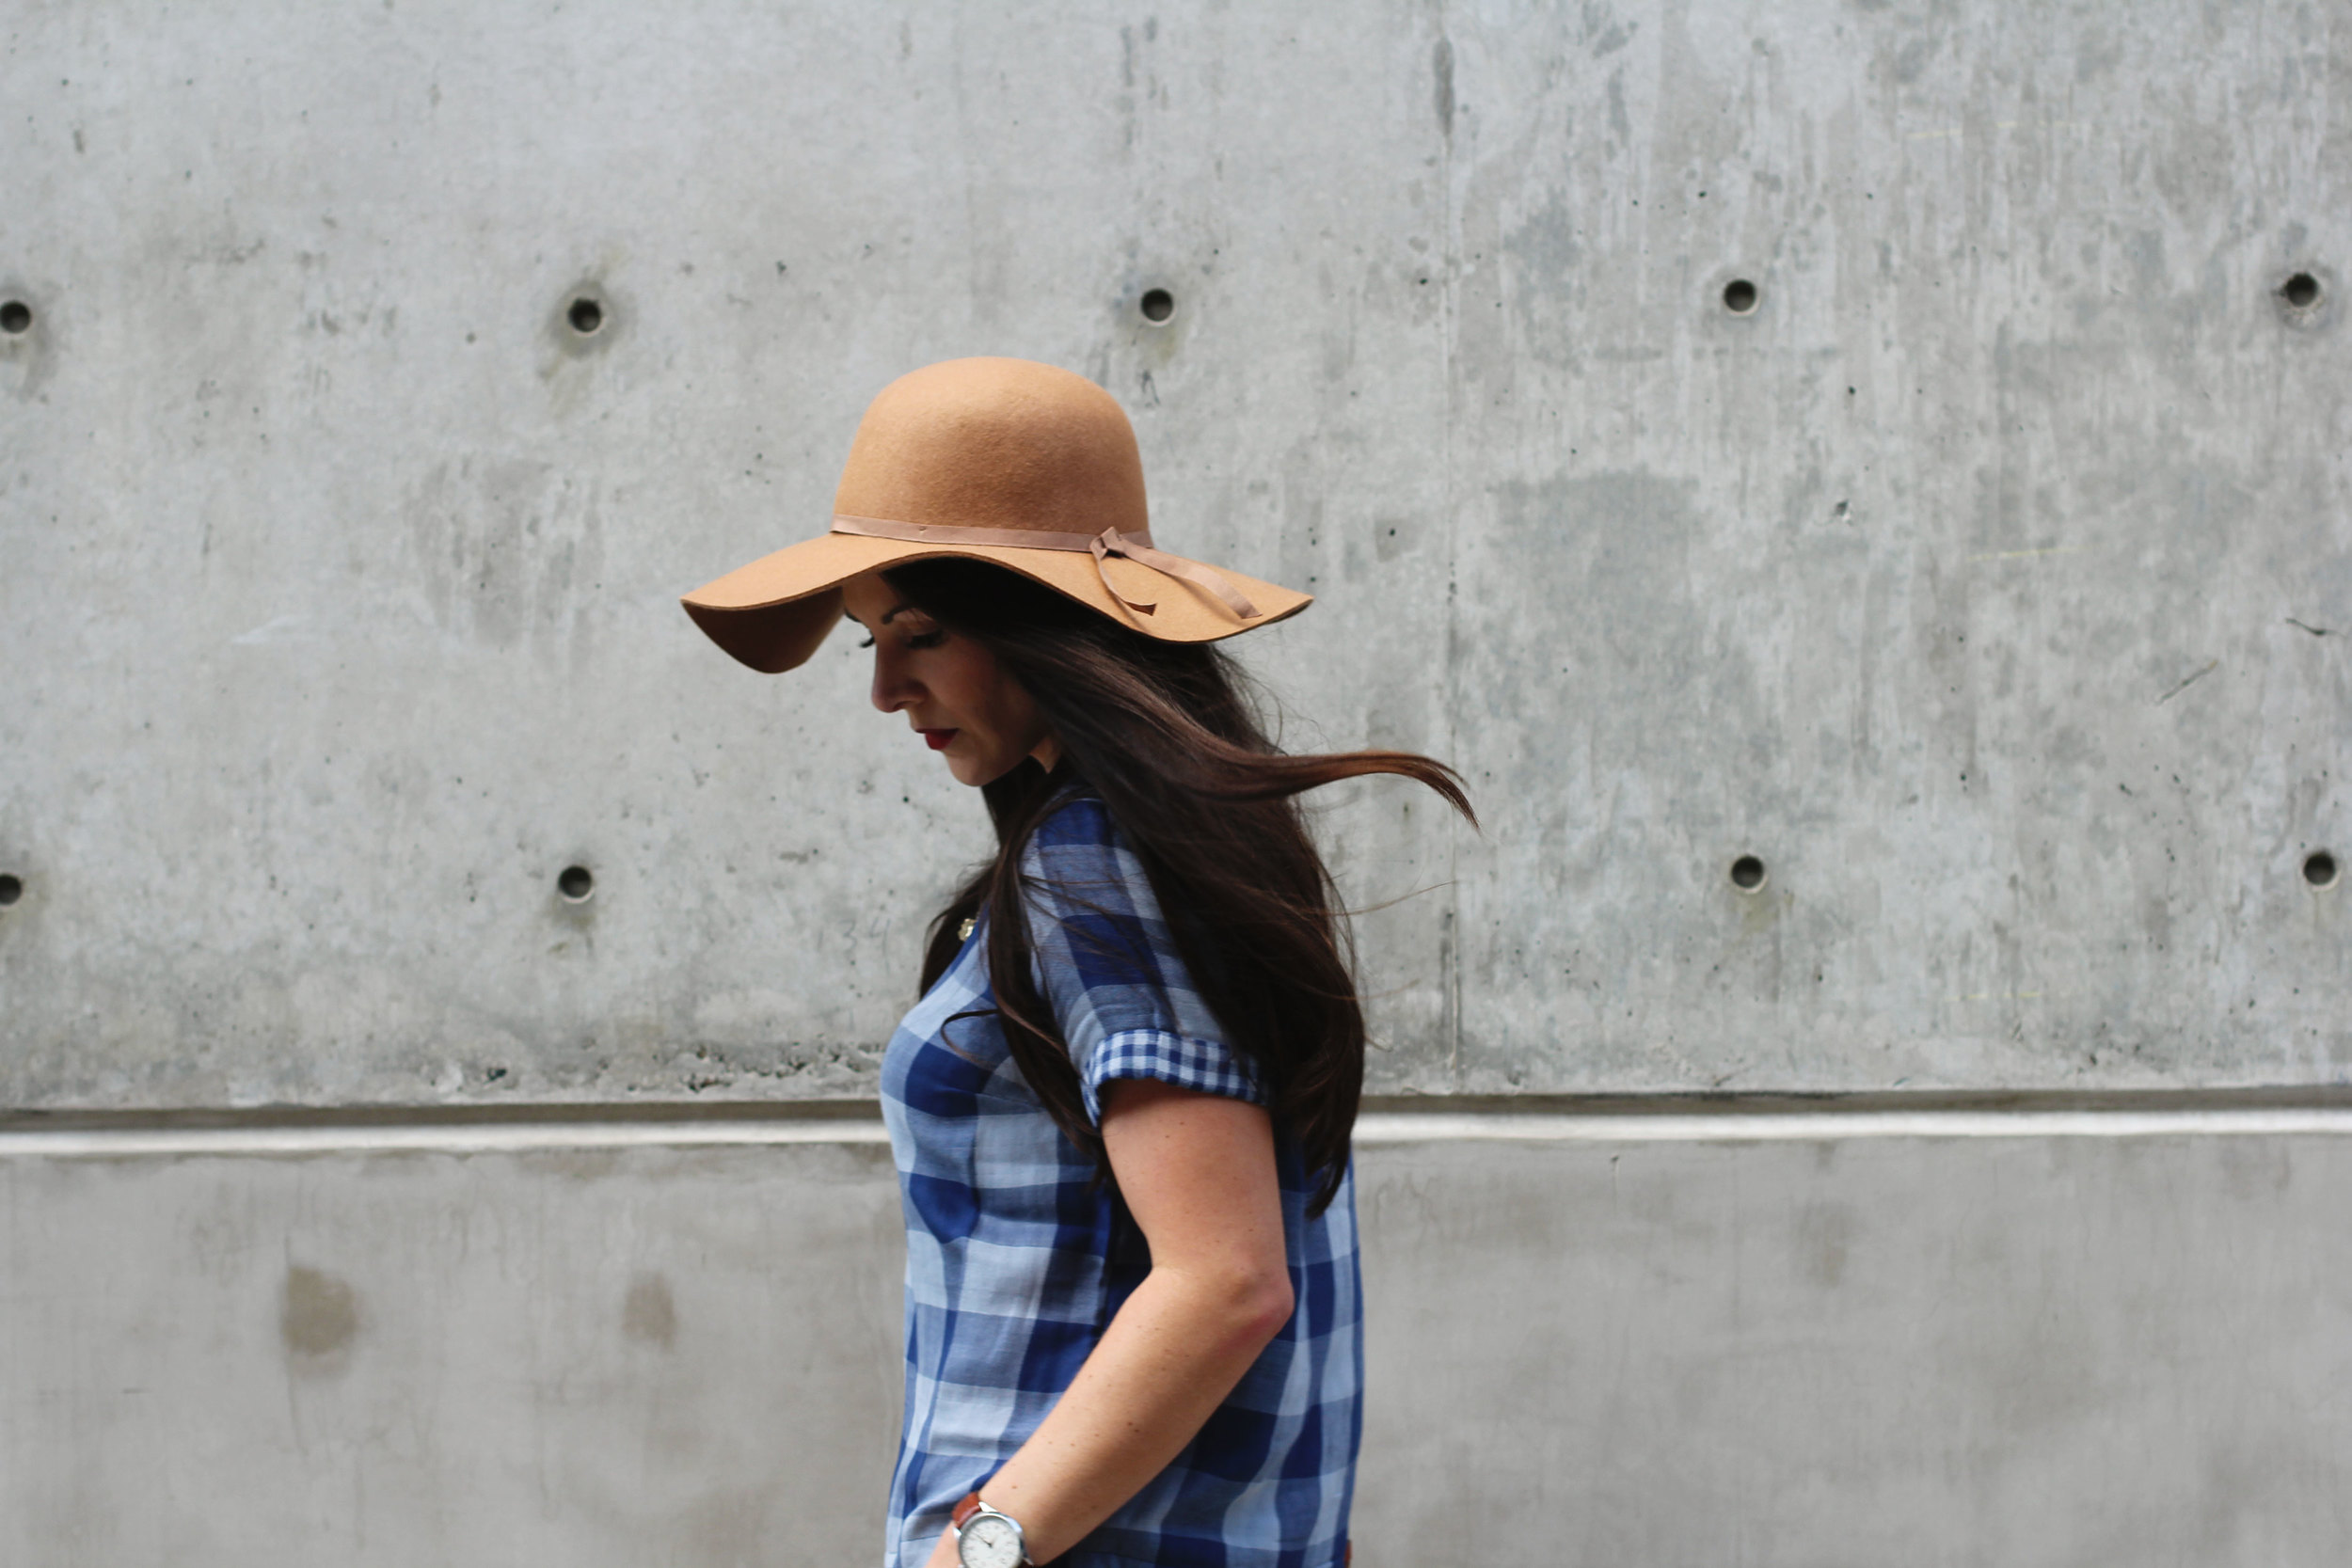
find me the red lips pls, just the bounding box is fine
[919,728,959,751]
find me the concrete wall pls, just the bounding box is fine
[3,0,2344,1106]
[4,2,2349,1563]
[9,1108,2352,1566]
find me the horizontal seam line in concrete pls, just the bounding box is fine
[8,1102,2352,1158]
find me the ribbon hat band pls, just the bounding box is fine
[829,514,1263,621]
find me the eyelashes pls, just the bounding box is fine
[854,631,944,651]
[857,635,876,649]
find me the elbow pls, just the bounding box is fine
[1248,1274,1296,1348]
[1223,1263,1295,1354]
[1161,1257,1295,1359]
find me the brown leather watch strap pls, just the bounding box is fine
[952,1491,985,1530]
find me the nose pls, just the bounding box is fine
[869,643,921,714]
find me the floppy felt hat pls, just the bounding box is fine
[680,356,1312,672]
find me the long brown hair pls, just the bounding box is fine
[889,558,1474,1213]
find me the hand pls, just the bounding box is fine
[923,1524,961,1568]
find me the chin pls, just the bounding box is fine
[946,750,1028,788]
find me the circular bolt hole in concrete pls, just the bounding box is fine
[0,874,21,906]
[0,300,29,335]
[1722,278,1759,315]
[1729,854,1767,892]
[2281,272,2322,310]
[1138,287,1175,325]
[557,864,596,902]
[567,296,605,335]
[2307,850,2339,889]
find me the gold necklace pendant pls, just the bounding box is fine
[958,916,977,942]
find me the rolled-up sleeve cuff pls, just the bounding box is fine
[1080,1027,1266,1125]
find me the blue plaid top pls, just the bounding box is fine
[879,792,1360,1568]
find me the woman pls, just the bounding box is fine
[682,358,1470,1567]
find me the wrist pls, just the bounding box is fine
[951,1490,1031,1568]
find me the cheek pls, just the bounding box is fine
[933,648,1020,731]
[960,664,1039,749]
[993,685,1045,748]
[927,660,991,728]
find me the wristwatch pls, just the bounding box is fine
[952,1491,1030,1568]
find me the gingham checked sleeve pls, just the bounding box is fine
[1019,794,1266,1125]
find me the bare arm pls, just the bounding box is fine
[922,1078,1295,1566]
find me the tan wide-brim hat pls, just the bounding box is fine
[680,356,1312,673]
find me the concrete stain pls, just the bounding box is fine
[1794,1202,1856,1290]
[1431,36,1454,139]
[280,1264,359,1363]
[623,1272,677,1348]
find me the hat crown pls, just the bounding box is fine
[833,357,1149,538]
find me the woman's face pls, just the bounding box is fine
[841,571,1059,787]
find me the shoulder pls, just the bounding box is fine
[1022,788,1142,891]
[1018,788,1168,950]
[1030,787,1119,851]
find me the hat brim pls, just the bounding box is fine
[681,531,1312,673]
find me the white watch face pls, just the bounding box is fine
[959,1512,1024,1568]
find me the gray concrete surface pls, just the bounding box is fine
[7,1109,2350,1566]
[4,5,2346,1564]
[0,1125,906,1566]
[3,1,2344,1108]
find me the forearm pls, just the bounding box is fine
[929,1259,1293,1565]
